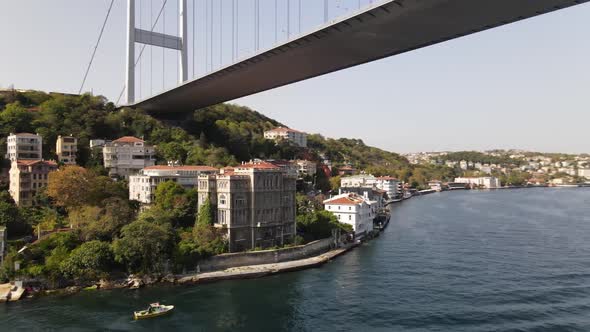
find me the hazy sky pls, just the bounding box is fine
[1,1,589,154]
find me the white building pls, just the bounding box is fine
[103,136,156,178]
[264,127,307,148]
[129,165,218,204]
[6,133,42,161]
[295,160,316,177]
[56,135,77,165]
[454,177,501,189]
[578,169,590,180]
[375,176,400,199]
[324,193,376,239]
[340,174,376,188]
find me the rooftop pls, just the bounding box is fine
[265,127,305,134]
[238,161,281,170]
[324,193,366,205]
[377,176,398,181]
[144,165,218,172]
[112,136,144,143]
[16,160,57,167]
[10,133,39,137]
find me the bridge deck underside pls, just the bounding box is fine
[129,0,588,114]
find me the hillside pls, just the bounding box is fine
[0,89,456,187]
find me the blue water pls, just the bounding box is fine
[2,188,590,331]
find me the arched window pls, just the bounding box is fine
[219,194,227,205]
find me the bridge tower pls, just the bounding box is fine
[126,0,188,104]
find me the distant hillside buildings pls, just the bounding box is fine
[264,127,307,148]
[454,177,501,189]
[6,133,42,161]
[102,136,156,178]
[340,174,401,199]
[9,160,58,206]
[129,165,217,204]
[56,135,77,165]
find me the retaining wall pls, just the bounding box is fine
[197,238,334,272]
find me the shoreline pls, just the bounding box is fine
[6,186,588,302]
[4,243,358,302]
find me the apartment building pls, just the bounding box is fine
[324,192,376,239]
[454,177,501,189]
[375,176,400,198]
[340,174,376,188]
[197,161,297,252]
[56,135,77,165]
[6,133,42,161]
[103,136,155,178]
[295,160,316,177]
[263,127,307,148]
[129,165,217,204]
[9,160,58,206]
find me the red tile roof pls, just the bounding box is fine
[16,160,57,167]
[144,165,218,172]
[239,161,280,170]
[324,193,365,205]
[113,136,144,143]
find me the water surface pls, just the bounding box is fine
[2,188,590,331]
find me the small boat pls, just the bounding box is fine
[134,303,174,320]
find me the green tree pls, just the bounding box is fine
[60,241,115,281]
[112,220,174,273]
[196,195,215,226]
[297,210,352,242]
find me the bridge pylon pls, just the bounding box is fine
[126,0,188,104]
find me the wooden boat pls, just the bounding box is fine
[134,303,174,320]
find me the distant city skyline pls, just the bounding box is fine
[1,1,589,154]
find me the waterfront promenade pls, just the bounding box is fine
[177,246,352,285]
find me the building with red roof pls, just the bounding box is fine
[129,164,218,204]
[323,192,376,239]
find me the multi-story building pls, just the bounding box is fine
[454,177,501,189]
[103,136,155,178]
[6,133,42,161]
[578,169,590,180]
[0,226,6,264]
[294,160,316,178]
[55,135,77,165]
[197,161,297,252]
[340,174,376,188]
[263,127,307,148]
[9,160,58,206]
[129,165,217,204]
[324,193,376,239]
[375,176,400,199]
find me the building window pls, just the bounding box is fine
[219,194,227,205]
[348,215,351,220]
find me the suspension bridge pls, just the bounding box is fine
[83,0,589,114]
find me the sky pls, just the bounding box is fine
[0,1,589,154]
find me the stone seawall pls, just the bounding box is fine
[196,238,335,272]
